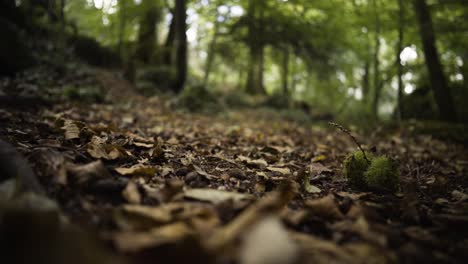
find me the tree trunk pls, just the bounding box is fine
[173,0,187,93]
[371,0,381,120]
[396,0,404,120]
[281,46,290,96]
[163,9,176,66]
[203,10,220,87]
[117,0,127,57]
[413,0,457,121]
[362,60,370,102]
[245,0,265,94]
[135,0,160,64]
[462,53,468,89]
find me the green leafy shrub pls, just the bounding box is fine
[71,35,121,67]
[136,66,175,95]
[364,156,399,192]
[342,151,373,189]
[175,85,222,112]
[261,93,290,109]
[222,90,252,108]
[63,85,104,103]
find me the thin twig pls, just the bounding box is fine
[329,122,370,163]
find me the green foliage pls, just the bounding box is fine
[136,66,175,95]
[261,93,290,109]
[175,85,222,113]
[71,35,121,67]
[364,156,400,193]
[343,151,373,190]
[221,90,252,108]
[63,85,104,103]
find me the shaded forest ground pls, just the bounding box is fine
[1,55,468,263]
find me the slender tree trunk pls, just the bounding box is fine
[203,11,220,87]
[413,0,456,121]
[462,53,468,89]
[362,60,370,102]
[290,55,297,93]
[163,10,175,66]
[245,0,265,94]
[173,0,187,92]
[371,0,381,120]
[117,0,127,57]
[396,0,404,120]
[281,46,290,96]
[136,0,160,64]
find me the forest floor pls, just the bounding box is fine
[1,67,468,264]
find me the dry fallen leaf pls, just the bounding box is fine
[267,166,291,175]
[185,188,254,204]
[122,181,141,204]
[61,119,80,140]
[240,216,299,264]
[305,195,343,220]
[67,160,111,186]
[115,165,156,177]
[113,222,194,252]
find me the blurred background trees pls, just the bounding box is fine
[2,0,467,123]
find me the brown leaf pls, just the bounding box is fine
[61,119,80,140]
[240,216,299,264]
[115,165,156,177]
[266,166,291,175]
[184,188,253,204]
[122,181,141,204]
[305,195,343,220]
[67,160,111,186]
[113,222,194,252]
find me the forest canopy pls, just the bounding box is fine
[1,0,468,123]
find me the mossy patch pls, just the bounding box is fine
[364,156,399,192]
[343,151,372,190]
[342,151,399,193]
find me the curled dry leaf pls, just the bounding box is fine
[205,180,298,252]
[238,155,268,168]
[116,203,220,232]
[122,181,141,204]
[185,188,254,204]
[113,222,194,253]
[305,195,344,220]
[87,136,130,160]
[240,216,299,264]
[61,119,81,140]
[115,165,156,177]
[267,166,291,175]
[67,160,111,186]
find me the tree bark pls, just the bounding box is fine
[173,0,187,93]
[135,0,160,64]
[371,0,382,120]
[396,0,404,120]
[203,10,221,87]
[163,9,176,66]
[281,46,290,96]
[117,0,127,57]
[413,0,457,121]
[245,0,265,94]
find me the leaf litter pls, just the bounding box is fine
[1,71,468,263]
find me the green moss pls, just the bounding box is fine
[364,156,399,192]
[342,151,372,189]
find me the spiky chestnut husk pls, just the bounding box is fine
[364,156,400,192]
[342,151,372,190]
